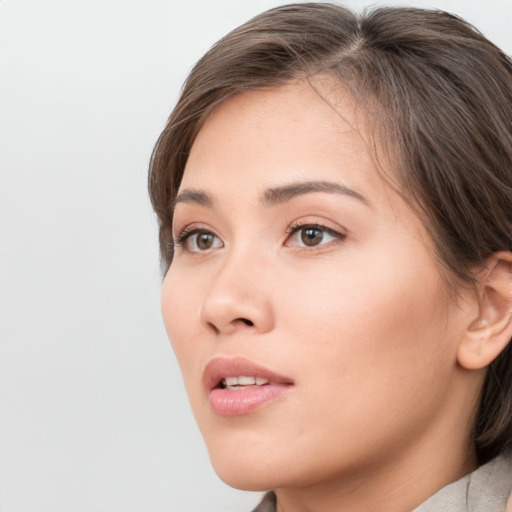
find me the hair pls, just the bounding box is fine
[148,3,512,464]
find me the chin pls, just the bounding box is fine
[216,472,274,492]
[207,442,294,491]
[208,451,276,491]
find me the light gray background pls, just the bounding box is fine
[1,1,511,511]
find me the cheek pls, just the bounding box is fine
[281,254,444,341]
[288,231,448,341]
[277,248,454,419]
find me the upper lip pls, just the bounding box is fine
[203,356,294,391]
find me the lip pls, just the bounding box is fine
[203,357,294,416]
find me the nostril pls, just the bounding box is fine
[237,318,254,327]
[207,318,254,333]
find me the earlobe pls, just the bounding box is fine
[457,252,512,370]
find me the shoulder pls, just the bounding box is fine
[414,452,512,512]
[251,492,276,512]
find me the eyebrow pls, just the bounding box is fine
[173,188,213,208]
[262,180,371,207]
[173,180,371,210]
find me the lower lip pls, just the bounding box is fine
[209,384,291,416]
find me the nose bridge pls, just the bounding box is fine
[200,242,274,335]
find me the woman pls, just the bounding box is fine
[148,4,512,511]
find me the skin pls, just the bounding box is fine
[161,81,485,512]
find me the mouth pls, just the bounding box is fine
[203,357,294,416]
[218,375,271,390]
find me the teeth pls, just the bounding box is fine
[238,376,255,385]
[222,376,269,389]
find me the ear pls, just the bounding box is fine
[457,252,512,370]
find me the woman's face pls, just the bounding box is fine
[161,82,473,492]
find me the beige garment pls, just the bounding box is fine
[252,492,276,512]
[252,453,512,512]
[413,453,512,512]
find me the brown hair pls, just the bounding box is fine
[148,3,512,463]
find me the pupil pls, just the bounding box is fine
[197,233,213,250]
[301,228,323,246]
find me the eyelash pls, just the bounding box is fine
[174,222,346,252]
[174,225,217,248]
[285,221,346,249]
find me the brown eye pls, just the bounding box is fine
[177,229,223,253]
[196,232,215,250]
[285,223,344,249]
[301,227,324,247]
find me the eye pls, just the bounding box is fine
[285,223,345,248]
[175,228,223,253]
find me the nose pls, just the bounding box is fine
[200,250,275,336]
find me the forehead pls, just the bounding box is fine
[181,81,385,200]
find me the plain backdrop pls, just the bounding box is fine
[1,1,511,511]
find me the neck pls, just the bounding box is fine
[275,450,476,512]
[274,415,478,512]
